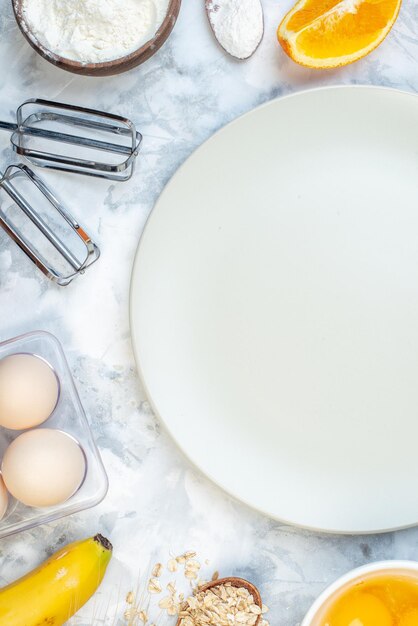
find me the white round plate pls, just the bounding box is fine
[131,86,418,533]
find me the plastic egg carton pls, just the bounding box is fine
[0,330,108,538]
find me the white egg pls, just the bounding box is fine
[1,429,86,508]
[0,354,60,430]
[0,475,8,520]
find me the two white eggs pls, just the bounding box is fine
[0,354,86,519]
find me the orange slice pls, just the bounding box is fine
[277,0,402,69]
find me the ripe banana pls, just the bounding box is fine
[0,534,112,625]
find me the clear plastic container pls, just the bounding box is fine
[0,330,108,538]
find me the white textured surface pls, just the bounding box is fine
[1,0,418,623]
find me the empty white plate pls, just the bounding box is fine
[130,86,418,533]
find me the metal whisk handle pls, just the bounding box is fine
[0,119,135,156]
[0,121,18,132]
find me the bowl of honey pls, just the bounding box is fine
[302,561,418,626]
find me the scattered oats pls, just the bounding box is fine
[123,551,266,626]
[126,591,135,605]
[168,604,179,616]
[167,582,176,594]
[158,594,179,616]
[124,607,136,620]
[185,558,201,581]
[152,563,163,577]
[147,577,162,594]
[168,558,178,572]
[159,596,174,609]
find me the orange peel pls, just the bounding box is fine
[277,0,402,69]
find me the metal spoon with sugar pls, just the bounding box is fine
[205,0,264,60]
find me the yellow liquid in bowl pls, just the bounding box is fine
[315,572,418,626]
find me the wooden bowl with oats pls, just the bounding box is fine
[176,577,263,626]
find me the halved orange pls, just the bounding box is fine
[278,0,402,69]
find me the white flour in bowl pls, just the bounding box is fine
[21,0,170,63]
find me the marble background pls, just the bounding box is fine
[1,0,418,623]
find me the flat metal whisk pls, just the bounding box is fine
[0,164,100,286]
[0,99,142,181]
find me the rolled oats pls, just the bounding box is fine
[178,584,268,626]
[168,558,179,572]
[147,577,162,594]
[152,563,163,578]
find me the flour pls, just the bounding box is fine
[206,0,264,60]
[21,0,170,63]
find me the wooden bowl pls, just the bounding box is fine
[11,0,182,76]
[176,577,263,626]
